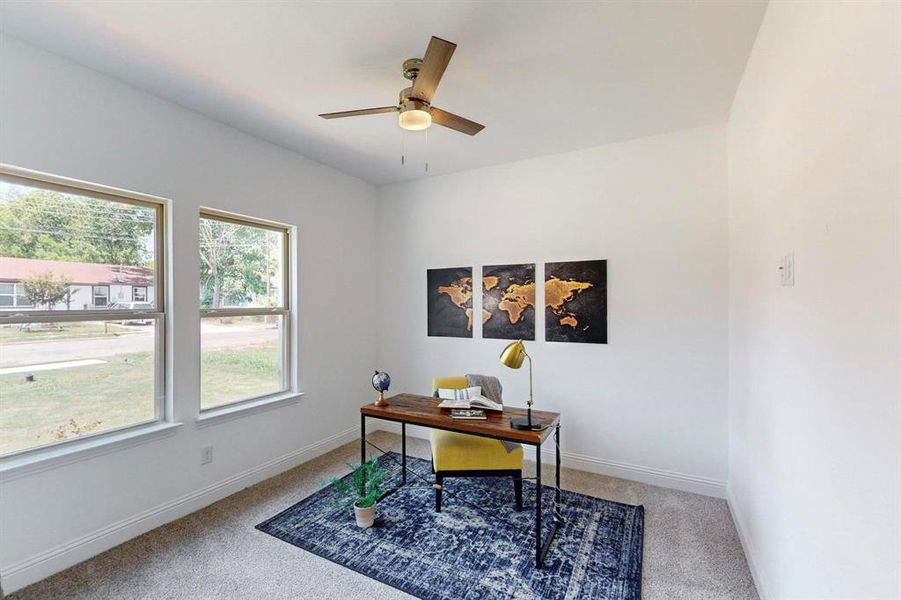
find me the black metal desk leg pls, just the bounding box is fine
[535,443,542,568]
[555,425,561,506]
[360,414,366,464]
[402,422,407,485]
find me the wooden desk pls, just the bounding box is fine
[360,393,562,568]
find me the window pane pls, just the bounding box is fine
[199,217,284,309]
[200,315,284,410]
[0,319,157,455]
[0,179,157,311]
[15,295,34,308]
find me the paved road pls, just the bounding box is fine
[0,326,276,368]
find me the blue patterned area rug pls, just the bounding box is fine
[256,452,643,600]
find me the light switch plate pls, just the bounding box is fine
[780,253,794,286]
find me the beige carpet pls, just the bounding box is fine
[9,431,758,599]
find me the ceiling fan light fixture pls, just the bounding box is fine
[398,107,432,131]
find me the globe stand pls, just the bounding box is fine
[374,391,389,407]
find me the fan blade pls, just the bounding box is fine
[410,37,456,103]
[431,107,485,136]
[319,106,397,119]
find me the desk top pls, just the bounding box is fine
[361,393,560,445]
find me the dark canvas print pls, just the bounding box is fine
[545,260,607,344]
[482,263,536,340]
[427,267,473,338]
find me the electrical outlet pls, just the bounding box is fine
[779,253,794,286]
[201,445,213,465]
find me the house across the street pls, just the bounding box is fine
[0,257,154,310]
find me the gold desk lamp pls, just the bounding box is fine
[499,340,543,430]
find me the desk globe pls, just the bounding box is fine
[371,371,391,406]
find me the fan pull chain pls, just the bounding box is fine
[424,127,429,173]
[401,129,406,166]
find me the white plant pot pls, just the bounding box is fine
[354,502,376,529]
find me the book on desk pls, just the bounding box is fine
[450,408,487,420]
[436,393,503,412]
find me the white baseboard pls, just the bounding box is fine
[726,488,772,600]
[0,426,359,595]
[544,449,727,498]
[373,423,727,498]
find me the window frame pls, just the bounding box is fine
[0,165,168,459]
[92,285,110,307]
[198,208,291,412]
[0,282,35,308]
[132,286,148,302]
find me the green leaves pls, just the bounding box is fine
[198,218,273,309]
[0,189,154,266]
[21,271,72,309]
[326,457,386,510]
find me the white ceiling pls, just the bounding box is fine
[0,1,767,185]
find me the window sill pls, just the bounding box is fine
[195,391,304,428]
[0,421,183,483]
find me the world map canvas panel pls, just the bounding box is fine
[545,260,607,344]
[427,267,474,338]
[482,263,536,340]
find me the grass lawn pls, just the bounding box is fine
[0,343,279,455]
[0,322,136,344]
[201,341,281,409]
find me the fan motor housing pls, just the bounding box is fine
[402,58,423,81]
[399,86,431,108]
[398,97,430,115]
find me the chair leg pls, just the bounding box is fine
[435,473,443,512]
[513,470,523,511]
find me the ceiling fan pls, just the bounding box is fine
[319,36,485,136]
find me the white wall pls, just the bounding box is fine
[376,124,730,495]
[6,4,899,597]
[727,2,901,598]
[0,36,378,592]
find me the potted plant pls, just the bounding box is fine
[329,457,386,528]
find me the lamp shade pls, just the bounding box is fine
[499,340,527,369]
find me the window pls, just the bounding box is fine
[0,167,166,457]
[132,286,147,302]
[199,210,289,411]
[92,285,109,307]
[0,283,34,308]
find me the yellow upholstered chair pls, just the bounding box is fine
[430,376,524,512]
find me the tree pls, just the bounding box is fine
[22,271,72,310]
[0,189,154,266]
[199,219,272,309]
